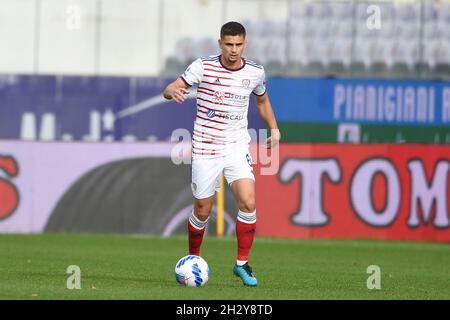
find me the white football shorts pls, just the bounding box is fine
[191,147,255,199]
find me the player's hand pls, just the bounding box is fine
[264,129,281,149]
[171,88,189,104]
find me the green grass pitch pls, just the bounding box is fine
[0,233,449,299]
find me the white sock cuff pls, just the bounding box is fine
[237,210,256,224]
[236,260,248,266]
[189,211,209,230]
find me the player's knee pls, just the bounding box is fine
[238,199,256,213]
[195,211,210,221]
[195,202,213,221]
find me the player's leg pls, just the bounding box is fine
[189,157,223,256]
[231,178,256,264]
[224,149,258,286]
[188,195,214,256]
[230,178,258,286]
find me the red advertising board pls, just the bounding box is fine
[254,144,450,242]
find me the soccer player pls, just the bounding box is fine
[163,21,280,286]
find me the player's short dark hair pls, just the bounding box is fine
[220,21,246,39]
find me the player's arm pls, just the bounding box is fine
[255,92,281,148]
[163,77,190,104]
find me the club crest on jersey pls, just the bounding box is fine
[206,109,215,118]
[213,91,225,104]
[242,79,250,89]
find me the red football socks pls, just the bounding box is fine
[188,211,208,256]
[236,210,257,261]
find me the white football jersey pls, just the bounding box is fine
[180,54,266,159]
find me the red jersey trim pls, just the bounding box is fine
[196,114,227,125]
[196,122,224,131]
[197,103,229,113]
[193,129,226,139]
[204,68,233,74]
[202,80,231,87]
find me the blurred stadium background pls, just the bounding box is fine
[0,0,449,299]
[1,0,450,79]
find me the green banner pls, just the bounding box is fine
[279,122,450,144]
